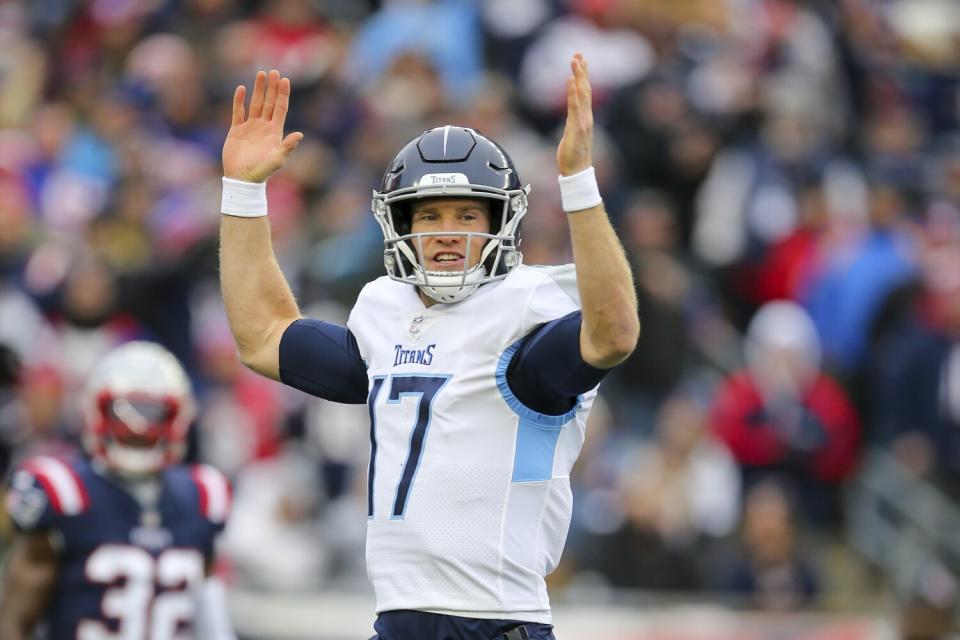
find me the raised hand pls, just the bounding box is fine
[556,54,594,177]
[223,69,304,183]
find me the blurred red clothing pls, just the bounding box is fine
[756,228,821,302]
[709,371,861,483]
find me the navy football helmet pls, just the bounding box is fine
[372,126,530,303]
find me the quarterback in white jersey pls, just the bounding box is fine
[348,264,593,622]
[219,55,639,639]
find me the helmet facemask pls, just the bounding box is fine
[82,342,195,479]
[373,183,529,304]
[90,392,186,478]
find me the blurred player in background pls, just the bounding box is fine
[219,54,638,639]
[0,342,235,640]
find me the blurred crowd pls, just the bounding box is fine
[0,0,959,624]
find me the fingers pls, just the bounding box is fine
[280,131,304,155]
[572,55,592,120]
[262,70,280,121]
[272,77,292,125]
[248,70,266,118]
[231,85,246,126]
[565,75,578,127]
[558,54,594,175]
[245,70,291,124]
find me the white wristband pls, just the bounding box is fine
[221,177,267,218]
[558,166,602,213]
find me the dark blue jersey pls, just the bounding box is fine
[5,455,230,639]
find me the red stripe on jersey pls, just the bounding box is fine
[63,460,90,511]
[26,467,63,514]
[190,465,209,517]
[190,464,231,523]
[22,457,89,515]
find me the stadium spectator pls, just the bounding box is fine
[865,201,960,496]
[714,479,821,611]
[580,391,740,591]
[0,0,956,627]
[709,301,861,528]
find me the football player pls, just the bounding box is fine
[219,54,638,639]
[0,341,235,640]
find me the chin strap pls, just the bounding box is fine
[420,264,487,303]
[194,576,237,640]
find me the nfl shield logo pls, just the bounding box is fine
[409,315,425,337]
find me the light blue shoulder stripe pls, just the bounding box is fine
[495,339,579,426]
[496,338,579,482]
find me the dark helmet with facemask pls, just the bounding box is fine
[372,126,530,304]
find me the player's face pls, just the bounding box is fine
[410,198,492,272]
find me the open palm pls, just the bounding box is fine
[222,69,303,183]
[556,53,593,177]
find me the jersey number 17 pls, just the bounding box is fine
[367,374,450,519]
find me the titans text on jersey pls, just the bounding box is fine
[393,344,437,367]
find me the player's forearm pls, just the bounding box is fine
[0,608,27,640]
[194,576,237,640]
[219,215,301,378]
[0,619,28,640]
[0,536,57,639]
[567,205,639,368]
[0,609,34,640]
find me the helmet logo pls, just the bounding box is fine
[417,173,469,186]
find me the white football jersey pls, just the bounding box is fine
[347,264,597,623]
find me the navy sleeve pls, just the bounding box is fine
[279,319,369,404]
[506,311,609,416]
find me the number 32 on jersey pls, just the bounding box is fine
[367,374,450,520]
[78,545,204,639]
